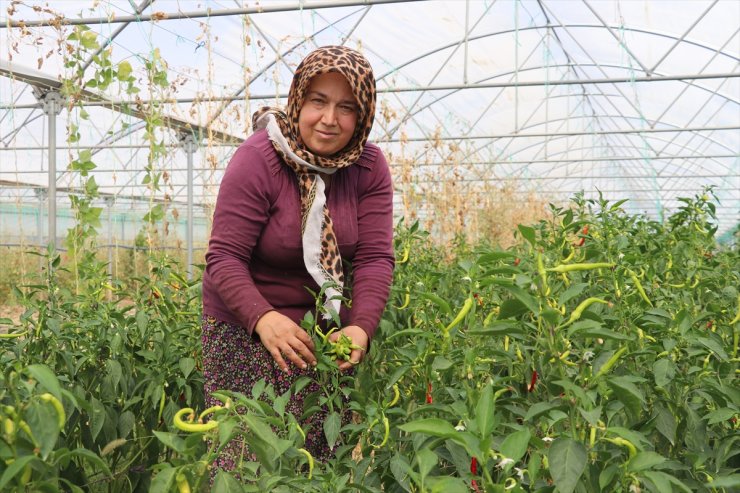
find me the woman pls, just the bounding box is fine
[201,45,394,468]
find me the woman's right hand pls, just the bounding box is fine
[254,310,317,373]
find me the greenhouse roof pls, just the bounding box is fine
[0,0,738,240]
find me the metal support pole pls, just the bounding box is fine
[105,196,115,279]
[33,88,65,251]
[180,133,198,280]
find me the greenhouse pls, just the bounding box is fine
[0,1,738,492]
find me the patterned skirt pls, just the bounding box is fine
[201,314,349,473]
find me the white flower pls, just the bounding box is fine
[496,457,515,469]
[583,351,594,361]
[462,276,472,282]
[514,467,525,480]
[454,422,466,432]
[542,437,554,442]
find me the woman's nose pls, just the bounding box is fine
[320,105,338,125]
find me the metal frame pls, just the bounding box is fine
[0,0,738,238]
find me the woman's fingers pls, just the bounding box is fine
[267,345,290,373]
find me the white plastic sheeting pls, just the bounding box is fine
[0,0,738,240]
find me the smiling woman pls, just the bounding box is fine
[200,45,395,474]
[298,72,359,157]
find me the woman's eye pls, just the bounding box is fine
[339,105,356,114]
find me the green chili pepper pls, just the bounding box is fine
[298,448,315,479]
[0,330,28,339]
[39,393,66,429]
[605,436,637,459]
[368,415,390,449]
[562,297,608,327]
[444,297,473,337]
[537,251,550,295]
[173,407,219,433]
[628,270,653,306]
[592,346,628,381]
[546,262,614,273]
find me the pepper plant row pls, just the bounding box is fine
[0,191,738,492]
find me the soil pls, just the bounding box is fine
[0,305,25,325]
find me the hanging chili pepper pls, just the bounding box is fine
[426,382,433,404]
[472,479,481,493]
[514,258,521,266]
[528,370,538,392]
[470,456,478,475]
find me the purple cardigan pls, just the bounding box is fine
[202,129,395,340]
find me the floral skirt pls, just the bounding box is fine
[201,314,347,472]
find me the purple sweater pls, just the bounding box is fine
[202,129,395,340]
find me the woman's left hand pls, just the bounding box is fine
[328,325,368,371]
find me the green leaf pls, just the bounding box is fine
[0,455,36,490]
[525,401,560,421]
[432,355,454,370]
[517,224,536,246]
[627,451,666,472]
[642,471,692,493]
[179,357,196,378]
[548,438,587,493]
[324,411,341,450]
[705,474,740,488]
[607,376,645,418]
[468,322,525,337]
[416,448,437,480]
[500,428,531,463]
[499,284,539,315]
[153,430,187,454]
[498,298,529,319]
[577,327,633,341]
[654,406,676,445]
[566,319,601,338]
[695,336,729,361]
[106,359,122,391]
[118,410,135,439]
[150,466,177,492]
[90,396,106,442]
[213,471,247,492]
[25,364,62,400]
[653,359,676,387]
[704,407,737,425]
[56,448,112,477]
[27,400,61,459]
[390,454,412,490]
[475,382,495,437]
[428,476,468,493]
[117,60,133,80]
[80,30,99,49]
[399,418,456,437]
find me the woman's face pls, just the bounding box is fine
[298,72,358,157]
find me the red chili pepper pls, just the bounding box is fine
[426,382,433,404]
[582,225,589,235]
[514,258,521,266]
[471,479,481,493]
[528,370,538,392]
[470,456,478,475]
[576,237,586,247]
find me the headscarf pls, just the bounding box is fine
[252,46,377,319]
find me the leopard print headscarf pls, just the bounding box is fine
[252,46,376,319]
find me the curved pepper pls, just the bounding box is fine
[173,407,219,433]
